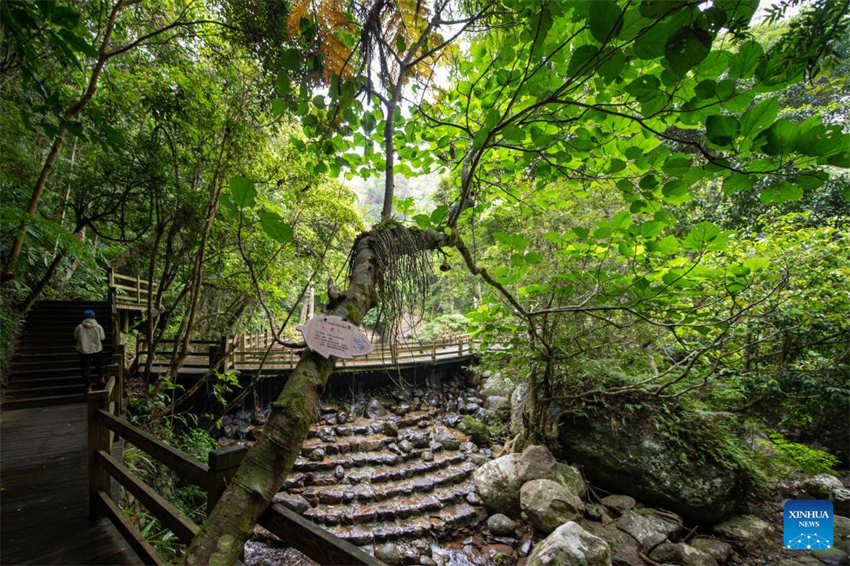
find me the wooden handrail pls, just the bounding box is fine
[88,376,388,565]
[96,410,210,487]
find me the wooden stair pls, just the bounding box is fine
[2,301,115,409]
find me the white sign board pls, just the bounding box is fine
[296,314,374,359]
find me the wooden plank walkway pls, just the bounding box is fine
[1,403,143,565]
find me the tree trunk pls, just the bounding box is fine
[185,225,449,565]
[2,0,125,283]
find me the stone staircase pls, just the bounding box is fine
[270,399,491,560]
[2,300,114,408]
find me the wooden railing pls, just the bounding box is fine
[108,269,158,311]
[138,332,476,373]
[88,376,383,565]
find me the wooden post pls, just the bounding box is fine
[458,340,463,357]
[206,445,248,513]
[431,343,436,361]
[88,391,111,518]
[135,274,141,306]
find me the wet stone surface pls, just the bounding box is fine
[238,380,527,565]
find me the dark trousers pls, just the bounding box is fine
[80,352,105,385]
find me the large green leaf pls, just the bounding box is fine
[762,119,799,155]
[740,98,778,138]
[258,210,294,243]
[590,1,623,43]
[665,27,712,76]
[705,114,739,146]
[683,221,722,250]
[567,45,599,76]
[760,181,803,204]
[229,176,256,209]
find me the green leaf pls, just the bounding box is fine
[740,98,778,138]
[722,174,754,195]
[271,98,286,116]
[229,176,256,209]
[590,1,622,42]
[705,114,739,146]
[662,180,690,204]
[729,40,763,78]
[58,29,97,57]
[430,204,449,225]
[258,210,294,243]
[694,79,716,99]
[665,27,712,76]
[683,221,721,250]
[502,124,524,142]
[626,75,660,101]
[598,51,626,83]
[640,220,665,238]
[567,45,599,76]
[760,181,803,204]
[525,252,542,264]
[662,156,691,176]
[413,214,431,228]
[655,235,680,255]
[762,119,798,155]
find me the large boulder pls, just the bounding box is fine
[712,514,774,553]
[648,541,718,566]
[528,521,612,566]
[555,411,747,524]
[581,519,643,566]
[473,453,523,516]
[516,444,587,497]
[836,515,850,554]
[482,373,515,398]
[521,479,585,534]
[616,509,682,549]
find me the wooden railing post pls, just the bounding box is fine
[206,445,248,512]
[88,391,112,518]
[240,333,246,363]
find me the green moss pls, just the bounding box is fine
[459,415,490,447]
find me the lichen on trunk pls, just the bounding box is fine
[184,224,451,566]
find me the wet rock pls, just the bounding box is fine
[585,503,612,523]
[510,383,530,436]
[334,465,345,479]
[419,556,436,565]
[690,537,733,563]
[458,416,489,447]
[397,402,411,414]
[387,442,402,455]
[601,494,636,516]
[520,537,533,556]
[802,474,845,498]
[466,491,482,505]
[404,431,430,449]
[812,548,849,566]
[374,542,402,564]
[317,428,336,442]
[336,411,348,424]
[836,515,850,553]
[470,453,489,466]
[581,519,643,566]
[422,450,434,462]
[308,447,325,461]
[649,541,718,566]
[552,463,586,499]
[243,541,319,566]
[486,395,510,411]
[521,479,585,534]
[833,489,850,517]
[713,514,773,553]
[517,445,558,484]
[398,440,413,453]
[461,441,477,453]
[434,427,461,451]
[445,413,462,427]
[472,453,523,516]
[272,492,310,514]
[482,373,515,398]
[366,398,387,418]
[528,521,611,566]
[617,510,682,548]
[556,411,747,524]
[488,513,518,536]
[418,420,430,429]
[382,420,399,437]
[771,557,827,566]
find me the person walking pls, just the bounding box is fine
[75,309,105,389]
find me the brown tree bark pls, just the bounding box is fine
[184,225,449,565]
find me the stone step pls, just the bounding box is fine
[325,503,485,545]
[302,483,474,526]
[306,411,436,440]
[290,449,470,483]
[297,462,476,505]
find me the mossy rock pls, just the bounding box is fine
[459,416,490,447]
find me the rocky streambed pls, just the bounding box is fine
[221,373,850,566]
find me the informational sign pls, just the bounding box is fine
[297,314,374,359]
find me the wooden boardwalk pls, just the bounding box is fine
[1,403,142,565]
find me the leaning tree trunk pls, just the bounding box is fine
[184,225,449,565]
